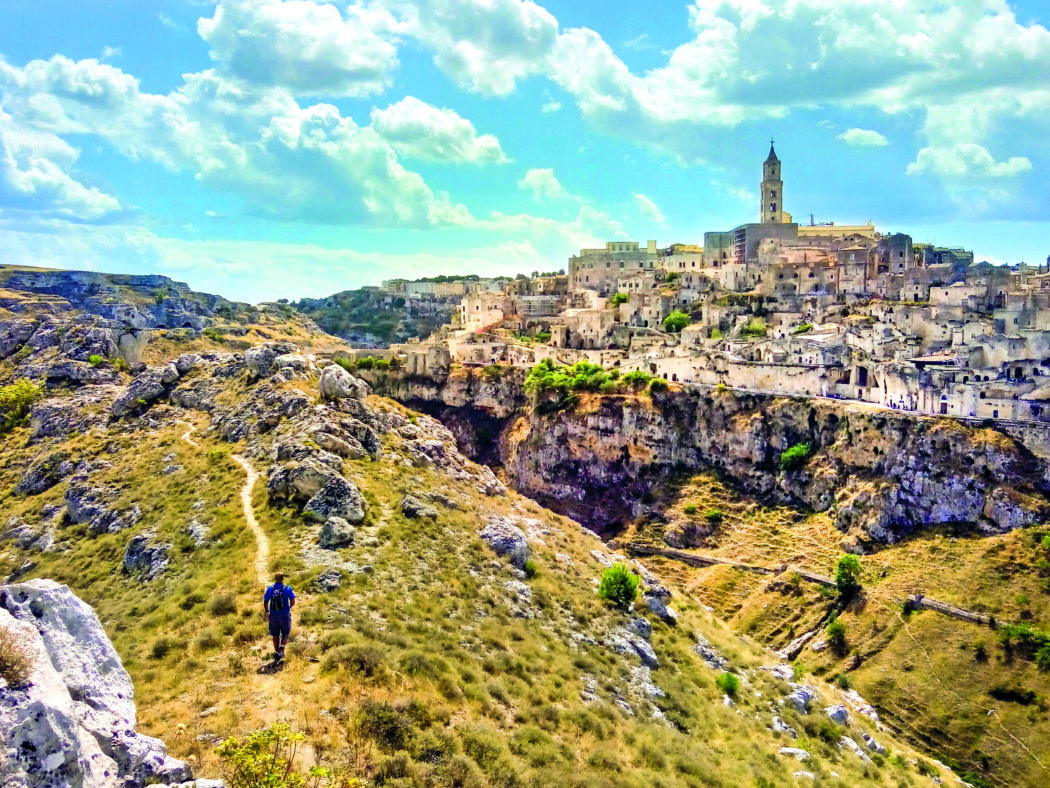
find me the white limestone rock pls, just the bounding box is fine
[0,579,201,788]
[319,364,369,401]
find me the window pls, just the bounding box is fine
[770,203,777,212]
[770,190,776,199]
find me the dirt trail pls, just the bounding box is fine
[231,454,270,586]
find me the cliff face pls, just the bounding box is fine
[365,368,1050,547]
[0,267,249,329]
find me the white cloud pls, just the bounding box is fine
[158,13,181,31]
[393,0,559,96]
[836,128,889,147]
[370,96,509,164]
[907,143,1032,178]
[632,192,665,225]
[541,100,561,113]
[0,111,121,221]
[197,0,399,97]
[101,46,122,61]
[518,167,568,201]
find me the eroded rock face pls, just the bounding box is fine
[0,579,203,788]
[122,530,171,581]
[368,369,1050,543]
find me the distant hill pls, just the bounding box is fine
[292,287,457,347]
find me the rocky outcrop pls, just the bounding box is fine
[366,368,1050,545]
[319,364,369,401]
[66,482,142,534]
[0,579,212,788]
[122,530,171,581]
[479,515,530,568]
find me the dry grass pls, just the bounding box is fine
[0,626,33,686]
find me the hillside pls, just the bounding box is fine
[292,288,457,347]
[351,362,1050,787]
[0,314,953,786]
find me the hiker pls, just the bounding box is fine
[262,571,296,660]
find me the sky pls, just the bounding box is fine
[0,0,1048,304]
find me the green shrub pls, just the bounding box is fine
[609,292,629,306]
[523,559,537,579]
[715,672,740,697]
[88,354,103,366]
[709,328,723,340]
[740,318,767,337]
[180,590,207,610]
[705,509,724,524]
[482,364,505,379]
[779,441,812,471]
[834,554,862,597]
[0,628,33,687]
[525,358,616,398]
[683,504,698,515]
[621,370,653,390]
[826,618,847,655]
[113,357,130,373]
[216,724,332,788]
[662,310,691,333]
[597,564,640,611]
[149,635,182,660]
[356,701,415,752]
[0,379,45,433]
[207,593,238,617]
[648,378,668,394]
[322,644,386,677]
[791,323,813,335]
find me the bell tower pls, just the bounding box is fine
[761,140,782,224]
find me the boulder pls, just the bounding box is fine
[778,748,811,761]
[319,364,369,401]
[122,531,171,581]
[480,515,530,568]
[644,593,678,625]
[0,579,197,788]
[839,736,871,762]
[692,633,728,670]
[111,367,170,417]
[15,451,73,495]
[66,483,141,534]
[772,716,797,739]
[174,353,199,375]
[400,495,439,519]
[861,732,886,755]
[824,704,849,725]
[312,568,343,593]
[784,684,817,713]
[304,476,366,524]
[319,516,355,549]
[244,345,278,380]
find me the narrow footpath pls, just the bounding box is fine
[178,419,269,586]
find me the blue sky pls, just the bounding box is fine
[1,0,1048,303]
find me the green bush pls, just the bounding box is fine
[683,504,698,515]
[322,644,386,677]
[149,635,182,660]
[356,701,415,752]
[482,364,506,379]
[0,379,45,433]
[88,354,103,366]
[525,358,616,398]
[597,564,640,611]
[779,441,812,471]
[715,672,740,697]
[621,370,653,390]
[826,618,847,655]
[609,292,629,306]
[662,310,691,333]
[217,724,332,788]
[207,592,238,617]
[791,323,813,335]
[648,378,668,394]
[705,509,724,524]
[523,559,537,579]
[834,554,862,597]
[740,318,767,338]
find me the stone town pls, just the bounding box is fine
[371,143,1050,424]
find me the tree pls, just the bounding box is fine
[598,564,640,611]
[662,310,691,333]
[826,618,847,655]
[834,554,862,597]
[779,442,812,471]
[609,292,629,307]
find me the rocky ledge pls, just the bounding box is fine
[0,579,219,788]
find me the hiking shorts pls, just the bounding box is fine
[268,614,291,640]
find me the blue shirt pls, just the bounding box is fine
[264,584,295,618]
